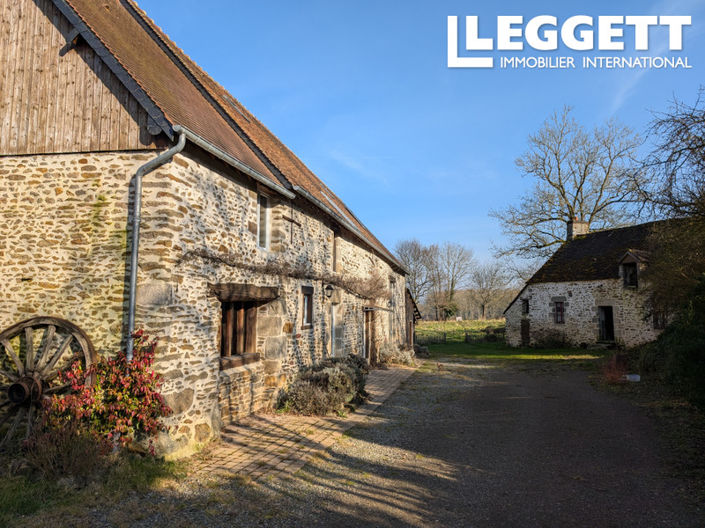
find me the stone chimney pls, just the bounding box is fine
[566,218,589,241]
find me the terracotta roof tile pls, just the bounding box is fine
[63,0,278,188]
[62,0,402,270]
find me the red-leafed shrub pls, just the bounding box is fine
[46,330,171,453]
[602,353,628,384]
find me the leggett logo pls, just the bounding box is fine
[448,15,692,70]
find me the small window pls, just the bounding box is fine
[221,301,257,358]
[332,232,339,272]
[623,263,638,288]
[257,194,270,249]
[653,311,667,330]
[554,301,565,324]
[302,286,314,328]
[521,299,529,315]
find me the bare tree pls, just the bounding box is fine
[639,91,705,313]
[469,261,511,319]
[394,239,433,301]
[640,90,705,219]
[491,106,643,260]
[427,243,474,319]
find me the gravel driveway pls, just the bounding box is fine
[26,358,704,527]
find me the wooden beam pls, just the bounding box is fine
[223,303,235,357]
[209,283,279,303]
[245,305,257,355]
[236,305,245,355]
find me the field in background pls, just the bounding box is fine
[415,319,505,345]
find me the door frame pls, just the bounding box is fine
[598,305,615,342]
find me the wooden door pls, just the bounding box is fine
[598,306,615,342]
[364,310,376,362]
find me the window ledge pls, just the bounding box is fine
[220,352,261,370]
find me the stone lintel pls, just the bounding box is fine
[209,283,279,302]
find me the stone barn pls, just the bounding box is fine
[0,0,414,456]
[505,220,672,349]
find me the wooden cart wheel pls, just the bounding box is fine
[0,317,97,450]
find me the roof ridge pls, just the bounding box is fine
[66,0,403,271]
[123,2,401,268]
[578,219,666,238]
[123,0,292,191]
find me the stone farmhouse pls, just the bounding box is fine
[505,220,671,349]
[0,0,415,455]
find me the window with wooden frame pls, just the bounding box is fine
[220,301,258,367]
[554,301,565,324]
[302,286,314,329]
[257,194,270,249]
[623,263,638,288]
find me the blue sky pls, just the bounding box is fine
[138,0,705,261]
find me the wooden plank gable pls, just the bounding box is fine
[0,0,161,155]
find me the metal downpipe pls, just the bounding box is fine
[126,131,186,360]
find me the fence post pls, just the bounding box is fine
[465,331,470,343]
[443,332,447,344]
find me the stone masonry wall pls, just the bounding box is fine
[506,277,662,349]
[0,153,138,353]
[0,150,407,457]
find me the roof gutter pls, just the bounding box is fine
[126,130,187,360]
[291,185,408,275]
[172,125,295,199]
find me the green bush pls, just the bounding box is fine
[282,355,368,415]
[648,276,705,407]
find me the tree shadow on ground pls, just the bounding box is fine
[15,358,705,527]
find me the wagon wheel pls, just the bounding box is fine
[0,317,97,450]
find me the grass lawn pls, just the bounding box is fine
[0,453,187,526]
[418,319,607,365]
[429,341,606,361]
[416,319,505,344]
[426,341,610,373]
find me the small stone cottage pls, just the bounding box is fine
[0,0,414,455]
[505,220,671,349]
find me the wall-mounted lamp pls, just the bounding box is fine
[324,284,334,299]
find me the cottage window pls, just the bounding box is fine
[521,299,529,315]
[623,263,638,288]
[257,194,270,249]
[554,301,565,324]
[302,286,314,328]
[220,301,257,359]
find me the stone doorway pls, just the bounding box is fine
[598,306,615,342]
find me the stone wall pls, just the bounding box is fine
[0,149,407,456]
[0,153,136,353]
[506,277,662,349]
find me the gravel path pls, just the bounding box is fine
[25,358,703,527]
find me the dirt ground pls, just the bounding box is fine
[21,357,704,527]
